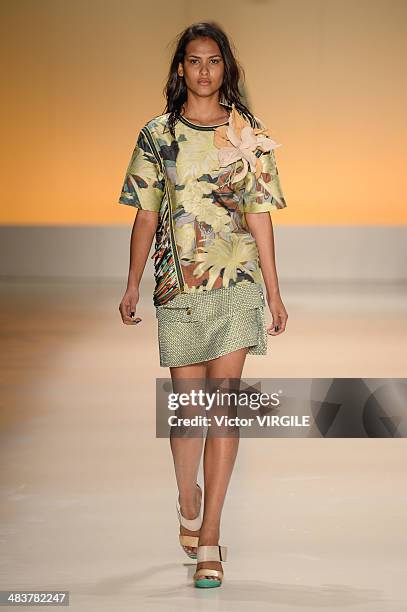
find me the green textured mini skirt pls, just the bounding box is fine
[155,281,268,368]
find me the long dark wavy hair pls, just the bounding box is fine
[163,22,259,138]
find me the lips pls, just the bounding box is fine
[198,80,210,84]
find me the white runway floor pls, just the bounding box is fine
[0,279,406,612]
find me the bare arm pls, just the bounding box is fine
[246,212,288,335]
[119,210,158,325]
[127,210,158,288]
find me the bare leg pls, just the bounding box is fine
[196,346,249,581]
[170,362,206,556]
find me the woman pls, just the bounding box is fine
[118,22,288,588]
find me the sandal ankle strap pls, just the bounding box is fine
[197,544,228,562]
[176,484,203,531]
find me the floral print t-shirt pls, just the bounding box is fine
[118,103,287,307]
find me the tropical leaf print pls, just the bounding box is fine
[118,105,287,304]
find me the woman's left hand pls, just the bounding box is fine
[266,292,288,335]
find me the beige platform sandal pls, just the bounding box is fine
[176,483,203,559]
[193,544,228,588]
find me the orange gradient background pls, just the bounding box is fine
[1,0,406,226]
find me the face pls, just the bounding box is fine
[178,37,225,98]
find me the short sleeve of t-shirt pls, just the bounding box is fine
[118,128,164,212]
[243,116,287,214]
[243,149,287,213]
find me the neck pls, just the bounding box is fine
[181,97,230,124]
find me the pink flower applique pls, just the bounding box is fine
[214,103,281,184]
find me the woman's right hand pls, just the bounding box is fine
[119,286,142,325]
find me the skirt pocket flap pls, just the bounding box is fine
[156,305,196,323]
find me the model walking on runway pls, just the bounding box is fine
[118,21,288,588]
